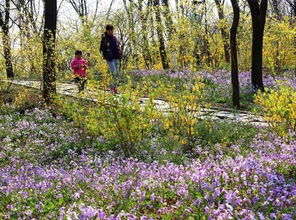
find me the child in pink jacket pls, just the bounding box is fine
[71,50,88,92]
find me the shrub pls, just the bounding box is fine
[254,83,296,135]
[13,88,42,113]
[55,81,160,157]
[0,84,42,114]
[55,76,205,158]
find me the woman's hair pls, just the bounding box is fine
[106,24,114,31]
[75,50,82,56]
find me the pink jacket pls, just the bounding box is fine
[71,57,88,77]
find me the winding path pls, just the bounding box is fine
[2,79,268,127]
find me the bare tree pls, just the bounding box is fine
[192,0,212,67]
[286,0,296,17]
[67,0,100,23]
[43,0,57,103]
[162,0,175,40]
[138,0,153,68]
[0,0,14,78]
[270,0,283,19]
[123,0,139,68]
[230,0,240,107]
[10,0,44,76]
[68,0,88,22]
[106,0,115,20]
[11,0,44,35]
[214,0,230,63]
[153,0,169,69]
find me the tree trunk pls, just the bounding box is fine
[230,0,240,108]
[271,0,282,20]
[123,0,139,68]
[247,0,268,91]
[154,0,169,69]
[43,0,57,104]
[294,0,296,17]
[139,0,153,69]
[287,0,296,18]
[0,0,14,78]
[68,0,88,23]
[203,0,212,66]
[162,0,176,40]
[214,0,230,63]
[2,31,14,79]
[221,29,230,63]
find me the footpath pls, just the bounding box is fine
[2,79,268,127]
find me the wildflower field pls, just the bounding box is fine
[0,70,295,219]
[1,0,296,218]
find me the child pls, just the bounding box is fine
[71,50,88,92]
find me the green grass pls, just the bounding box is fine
[1,83,260,165]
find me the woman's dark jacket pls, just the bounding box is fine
[100,32,122,61]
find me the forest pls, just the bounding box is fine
[0,0,295,219]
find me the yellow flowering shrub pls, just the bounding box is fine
[55,74,206,156]
[255,84,296,135]
[13,88,41,111]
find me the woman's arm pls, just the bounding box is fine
[100,35,106,53]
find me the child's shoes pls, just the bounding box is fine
[111,88,119,94]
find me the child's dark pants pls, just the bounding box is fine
[74,77,87,92]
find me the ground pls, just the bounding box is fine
[0,70,295,219]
